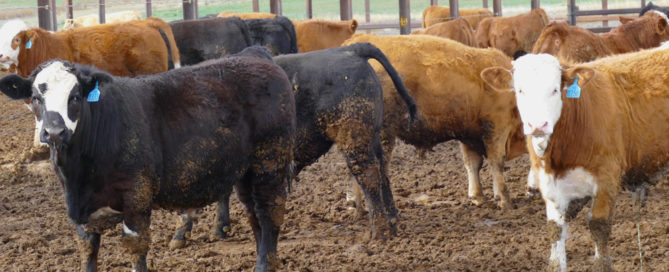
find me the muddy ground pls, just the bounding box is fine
[0,92,668,272]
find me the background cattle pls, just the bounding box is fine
[476,8,549,58]
[0,48,296,272]
[411,18,476,47]
[0,19,27,72]
[343,34,528,210]
[169,17,253,65]
[217,11,276,19]
[533,10,669,63]
[170,43,417,248]
[13,17,179,77]
[482,48,669,272]
[640,1,669,17]
[244,16,298,55]
[422,6,492,30]
[62,10,142,29]
[293,19,358,52]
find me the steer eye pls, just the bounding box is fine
[31,95,42,103]
[553,89,558,95]
[70,96,80,103]
[518,89,524,95]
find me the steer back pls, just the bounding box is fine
[170,17,253,65]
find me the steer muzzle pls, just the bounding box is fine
[40,111,72,144]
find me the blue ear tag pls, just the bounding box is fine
[566,77,581,98]
[25,38,32,49]
[87,81,100,102]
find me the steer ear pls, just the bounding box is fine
[350,19,358,32]
[0,74,33,100]
[80,71,113,99]
[655,15,667,35]
[562,66,594,89]
[481,67,514,92]
[618,16,635,24]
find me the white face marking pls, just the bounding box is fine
[0,19,27,66]
[34,62,80,132]
[123,223,139,237]
[511,54,563,137]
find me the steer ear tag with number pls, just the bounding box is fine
[25,38,32,49]
[566,77,581,98]
[87,81,100,102]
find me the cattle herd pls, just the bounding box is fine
[0,2,668,272]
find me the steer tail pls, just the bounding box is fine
[146,17,181,69]
[352,42,417,124]
[157,29,175,69]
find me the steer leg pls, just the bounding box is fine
[121,213,151,272]
[169,209,198,249]
[215,185,234,239]
[589,190,615,272]
[237,173,287,272]
[75,225,101,272]
[544,198,569,272]
[460,143,485,205]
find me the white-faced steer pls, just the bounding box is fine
[0,56,296,272]
[482,49,669,271]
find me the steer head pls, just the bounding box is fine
[0,60,112,147]
[481,53,593,157]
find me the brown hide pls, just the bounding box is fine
[217,11,276,19]
[531,21,612,63]
[411,18,476,47]
[14,19,170,77]
[533,11,669,63]
[422,6,492,30]
[342,34,526,207]
[531,48,669,197]
[132,17,181,66]
[293,19,357,52]
[476,8,549,57]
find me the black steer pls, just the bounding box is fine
[0,54,296,272]
[170,42,417,247]
[640,1,669,17]
[169,17,253,65]
[244,16,298,56]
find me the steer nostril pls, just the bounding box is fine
[528,123,533,128]
[541,121,548,128]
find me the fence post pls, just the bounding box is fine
[641,0,646,7]
[66,0,73,19]
[253,0,259,12]
[399,0,410,34]
[568,0,576,25]
[483,0,488,8]
[183,0,195,20]
[340,0,352,20]
[99,0,105,24]
[270,0,282,15]
[50,0,57,30]
[194,0,199,18]
[531,0,540,9]
[493,0,501,16]
[37,0,51,30]
[146,0,152,17]
[602,0,608,27]
[431,0,438,6]
[306,0,312,18]
[449,0,459,18]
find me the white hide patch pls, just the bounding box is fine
[511,54,563,137]
[123,223,139,237]
[174,61,181,69]
[538,167,598,223]
[655,41,669,51]
[0,19,27,67]
[531,135,550,158]
[33,61,79,132]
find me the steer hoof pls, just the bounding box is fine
[168,239,186,250]
[591,257,613,272]
[215,226,232,239]
[526,187,541,199]
[470,196,485,206]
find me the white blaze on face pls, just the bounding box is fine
[34,61,79,132]
[0,19,27,67]
[512,54,563,137]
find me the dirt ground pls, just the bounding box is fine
[0,91,668,272]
